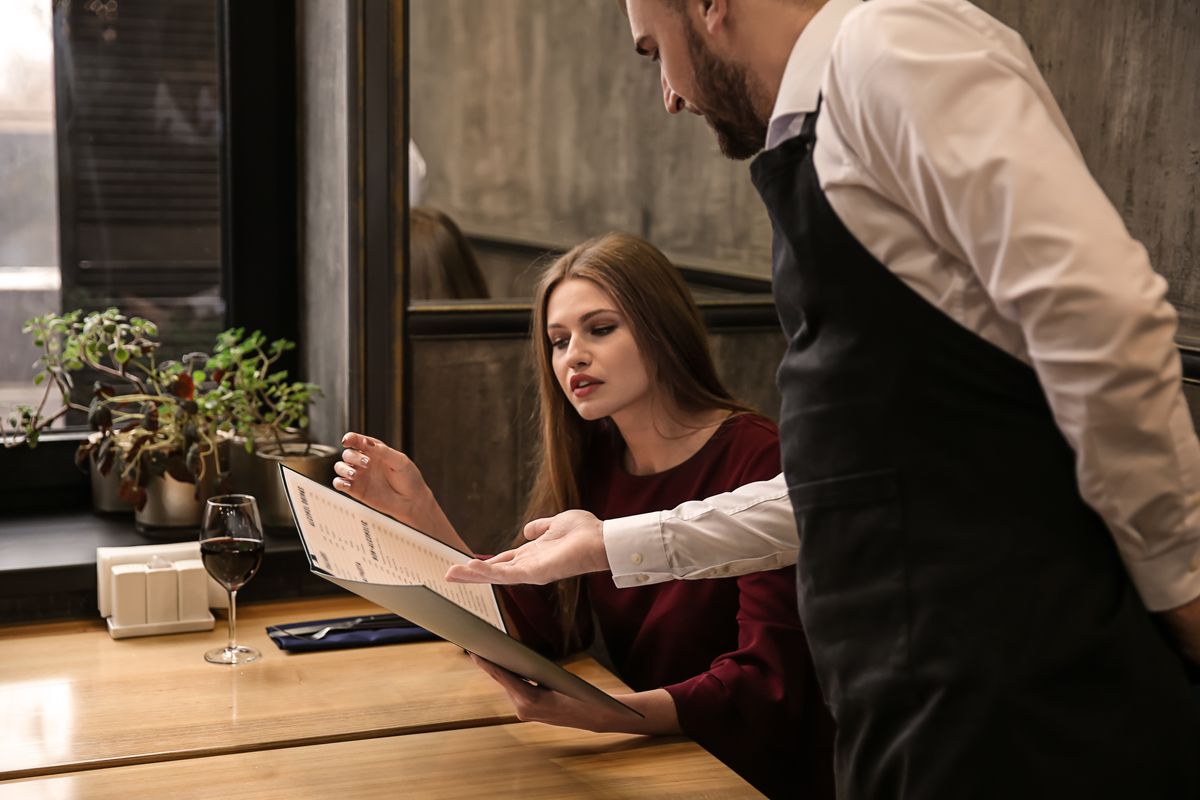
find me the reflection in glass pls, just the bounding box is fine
[52,0,225,364]
[0,1,60,416]
[409,207,490,301]
[408,0,774,306]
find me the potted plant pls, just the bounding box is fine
[63,309,228,532]
[2,309,137,512]
[206,327,335,527]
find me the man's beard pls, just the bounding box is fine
[682,18,768,161]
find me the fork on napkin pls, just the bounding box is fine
[267,613,438,652]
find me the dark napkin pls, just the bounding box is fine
[267,614,439,652]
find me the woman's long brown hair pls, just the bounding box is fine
[520,232,755,647]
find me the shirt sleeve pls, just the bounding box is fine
[604,474,799,587]
[823,1,1200,610]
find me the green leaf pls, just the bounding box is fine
[33,373,45,385]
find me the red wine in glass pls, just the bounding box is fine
[201,537,264,591]
[200,495,265,665]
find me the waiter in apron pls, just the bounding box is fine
[449,0,1200,795]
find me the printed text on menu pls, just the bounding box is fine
[285,471,504,629]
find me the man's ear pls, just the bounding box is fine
[698,0,728,35]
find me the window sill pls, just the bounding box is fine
[0,511,340,625]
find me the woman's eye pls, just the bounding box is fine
[550,338,568,350]
[592,325,615,337]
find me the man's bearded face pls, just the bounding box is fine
[682,16,767,160]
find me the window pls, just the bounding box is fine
[0,1,60,418]
[0,0,298,512]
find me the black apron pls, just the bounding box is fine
[750,103,1200,798]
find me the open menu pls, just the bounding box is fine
[279,465,641,718]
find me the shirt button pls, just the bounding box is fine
[636,575,649,583]
[630,553,643,566]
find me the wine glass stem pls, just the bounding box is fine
[227,588,238,651]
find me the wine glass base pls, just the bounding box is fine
[204,645,261,665]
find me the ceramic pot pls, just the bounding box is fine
[134,451,221,536]
[230,441,338,528]
[86,434,132,514]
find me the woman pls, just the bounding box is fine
[334,233,833,798]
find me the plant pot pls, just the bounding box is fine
[134,452,221,537]
[86,433,132,514]
[230,441,338,528]
[90,454,132,513]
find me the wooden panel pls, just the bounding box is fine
[410,336,538,554]
[710,329,784,422]
[0,596,625,780]
[410,327,783,553]
[0,722,761,799]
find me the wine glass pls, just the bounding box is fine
[200,494,265,665]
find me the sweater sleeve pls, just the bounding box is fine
[662,420,835,793]
[662,565,829,777]
[497,582,593,660]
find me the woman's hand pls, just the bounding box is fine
[334,431,468,552]
[469,654,680,736]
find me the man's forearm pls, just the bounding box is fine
[604,474,798,587]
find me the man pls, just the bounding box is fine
[449,0,1200,795]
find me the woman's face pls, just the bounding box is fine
[545,278,653,423]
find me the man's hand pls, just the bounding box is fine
[445,510,608,584]
[1163,593,1200,666]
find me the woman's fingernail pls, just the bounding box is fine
[346,467,356,478]
[360,455,370,466]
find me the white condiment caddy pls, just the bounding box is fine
[97,542,227,639]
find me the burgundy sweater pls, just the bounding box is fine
[501,415,835,799]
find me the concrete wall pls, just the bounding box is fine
[409,0,773,283]
[411,0,1200,338]
[296,0,351,448]
[974,0,1200,340]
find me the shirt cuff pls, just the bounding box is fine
[603,511,675,588]
[1126,533,1200,612]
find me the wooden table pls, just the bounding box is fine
[0,723,760,799]
[0,596,619,780]
[0,595,762,797]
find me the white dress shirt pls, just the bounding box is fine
[604,0,1200,612]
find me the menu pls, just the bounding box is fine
[279,465,641,718]
[281,467,505,631]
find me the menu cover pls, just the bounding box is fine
[279,465,641,718]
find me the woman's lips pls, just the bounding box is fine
[570,374,603,398]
